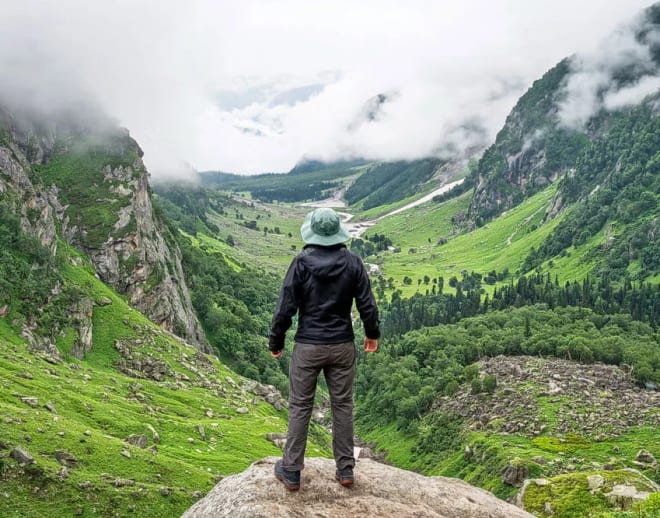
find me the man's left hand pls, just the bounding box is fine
[271,350,283,358]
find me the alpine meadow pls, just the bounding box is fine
[0,2,659,518]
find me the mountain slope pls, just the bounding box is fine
[467,59,588,224]
[469,4,659,225]
[343,159,445,210]
[524,100,659,281]
[0,105,205,349]
[465,3,659,283]
[0,261,324,517]
[0,105,331,517]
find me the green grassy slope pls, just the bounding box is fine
[203,197,309,271]
[0,245,330,518]
[362,185,566,297]
[195,176,654,302]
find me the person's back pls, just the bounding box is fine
[269,208,380,491]
[270,244,380,349]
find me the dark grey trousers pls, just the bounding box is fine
[282,341,356,472]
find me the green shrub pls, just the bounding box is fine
[444,380,460,396]
[483,374,497,394]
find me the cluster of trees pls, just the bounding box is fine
[524,102,659,280]
[378,270,659,339]
[349,233,393,258]
[356,306,659,433]
[381,282,482,337]
[488,273,659,327]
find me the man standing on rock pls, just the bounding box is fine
[269,207,380,491]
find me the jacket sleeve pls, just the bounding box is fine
[268,259,299,351]
[354,257,381,339]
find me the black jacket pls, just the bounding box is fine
[269,244,380,351]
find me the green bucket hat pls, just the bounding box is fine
[300,208,351,246]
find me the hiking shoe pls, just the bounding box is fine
[335,466,354,487]
[274,460,300,491]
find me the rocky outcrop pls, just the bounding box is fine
[0,104,207,351]
[467,60,575,224]
[182,457,534,518]
[86,158,207,350]
[69,297,94,360]
[433,356,660,440]
[0,116,59,255]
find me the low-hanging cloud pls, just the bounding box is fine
[558,5,659,130]
[0,0,653,175]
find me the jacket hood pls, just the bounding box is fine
[299,245,349,279]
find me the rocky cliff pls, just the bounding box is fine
[467,3,659,225]
[0,104,207,352]
[467,59,583,224]
[181,457,534,518]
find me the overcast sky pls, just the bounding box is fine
[0,1,654,175]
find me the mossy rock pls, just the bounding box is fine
[522,469,659,517]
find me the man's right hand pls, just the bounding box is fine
[271,350,283,358]
[363,338,378,352]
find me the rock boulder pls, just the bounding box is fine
[182,457,533,518]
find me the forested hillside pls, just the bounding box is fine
[343,159,444,209]
[200,160,365,203]
[523,100,659,281]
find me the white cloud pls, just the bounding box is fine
[0,0,653,175]
[604,75,660,110]
[558,6,659,129]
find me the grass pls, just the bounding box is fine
[0,246,331,518]
[203,195,310,271]
[33,137,139,249]
[360,190,472,249]
[359,185,564,297]
[523,470,659,517]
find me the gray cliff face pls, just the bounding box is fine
[466,60,579,224]
[181,457,534,518]
[0,105,208,352]
[0,111,59,255]
[86,159,207,350]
